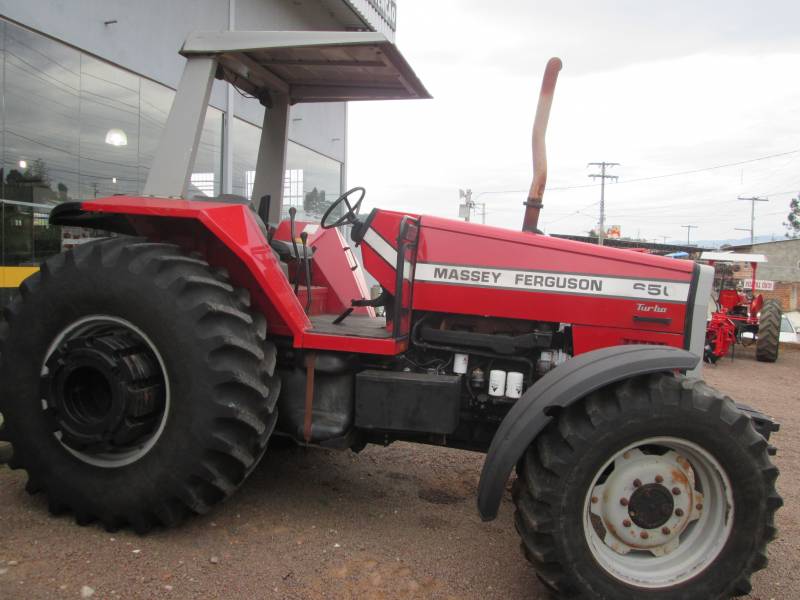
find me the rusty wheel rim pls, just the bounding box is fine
[583,437,733,588]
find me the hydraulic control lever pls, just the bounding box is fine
[299,231,312,314]
[288,207,300,294]
[522,57,562,234]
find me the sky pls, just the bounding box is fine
[347,0,800,244]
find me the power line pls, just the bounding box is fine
[588,162,619,245]
[548,148,800,191]
[469,149,800,205]
[544,200,601,226]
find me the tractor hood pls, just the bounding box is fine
[359,212,702,356]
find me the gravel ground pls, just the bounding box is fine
[1,345,797,600]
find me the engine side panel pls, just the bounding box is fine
[413,216,695,349]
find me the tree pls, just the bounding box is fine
[304,187,332,218]
[785,195,800,238]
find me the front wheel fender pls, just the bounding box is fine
[476,344,699,521]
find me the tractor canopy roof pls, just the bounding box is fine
[700,252,767,264]
[180,30,431,105]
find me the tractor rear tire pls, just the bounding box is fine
[0,237,280,533]
[756,300,781,362]
[512,373,780,599]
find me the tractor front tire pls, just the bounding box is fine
[756,300,781,362]
[0,238,279,533]
[512,373,780,599]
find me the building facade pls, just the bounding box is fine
[729,239,800,311]
[0,0,397,303]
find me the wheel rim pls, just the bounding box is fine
[40,315,170,468]
[583,437,733,588]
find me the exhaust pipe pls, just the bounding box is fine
[522,57,562,233]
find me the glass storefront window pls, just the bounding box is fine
[0,19,226,281]
[3,22,80,205]
[286,141,342,221]
[0,18,343,301]
[79,54,140,199]
[231,117,343,221]
[232,117,260,200]
[191,108,223,198]
[138,79,173,191]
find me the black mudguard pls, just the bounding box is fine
[50,202,138,235]
[476,344,700,521]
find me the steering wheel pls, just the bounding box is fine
[320,187,365,229]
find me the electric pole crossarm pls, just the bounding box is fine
[737,196,769,246]
[681,224,698,246]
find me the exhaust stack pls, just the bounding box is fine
[522,57,562,233]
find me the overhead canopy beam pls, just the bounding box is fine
[181,30,430,105]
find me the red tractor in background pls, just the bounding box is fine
[702,251,782,363]
[0,31,782,599]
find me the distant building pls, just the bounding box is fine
[551,234,708,257]
[728,239,800,311]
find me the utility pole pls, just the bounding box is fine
[681,224,698,246]
[588,162,619,245]
[459,189,487,223]
[736,196,769,246]
[458,189,473,222]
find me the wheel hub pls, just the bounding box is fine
[628,483,674,529]
[43,331,165,453]
[590,448,704,557]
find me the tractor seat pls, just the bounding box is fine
[269,239,315,262]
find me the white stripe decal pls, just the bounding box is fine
[363,228,397,265]
[414,263,690,302]
[362,228,412,280]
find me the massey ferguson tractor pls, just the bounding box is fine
[702,251,782,363]
[0,31,782,599]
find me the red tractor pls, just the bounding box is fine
[703,252,783,363]
[0,32,781,599]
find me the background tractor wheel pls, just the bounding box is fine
[512,373,780,600]
[756,300,781,363]
[0,237,280,533]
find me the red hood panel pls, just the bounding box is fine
[412,216,694,335]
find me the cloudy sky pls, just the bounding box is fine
[347,0,800,244]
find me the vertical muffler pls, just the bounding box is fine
[522,57,562,234]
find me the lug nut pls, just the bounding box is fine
[696,503,703,511]
[623,519,631,527]
[591,496,598,504]
[655,475,664,483]
[672,487,681,496]
[661,527,671,535]
[640,531,649,539]
[675,508,684,517]
[620,498,629,506]
[633,478,642,488]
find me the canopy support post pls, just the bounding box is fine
[143,56,217,198]
[252,94,289,223]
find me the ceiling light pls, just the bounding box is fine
[112,177,118,183]
[105,128,128,147]
[18,159,27,169]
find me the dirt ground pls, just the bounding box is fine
[1,345,798,600]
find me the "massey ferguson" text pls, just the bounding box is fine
[513,273,603,292]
